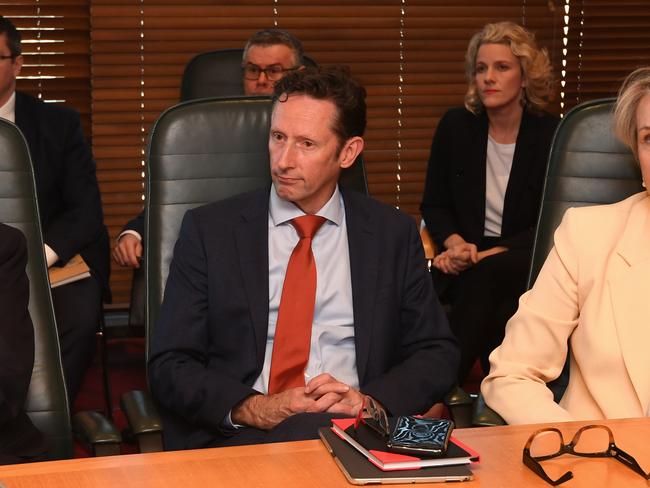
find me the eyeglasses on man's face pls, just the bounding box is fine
[242,63,297,81]
[523,424,650,485]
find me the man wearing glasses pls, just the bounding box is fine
[242,29,305,96]
[113,29,305,270]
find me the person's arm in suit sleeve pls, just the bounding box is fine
[148,210,257,434]
[420,110,461,250]
[0,226,34,429]
[43,109,104,266]
[360,218,460,415]
[481,208,581,424]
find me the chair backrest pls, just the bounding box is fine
[528,98,643,288]
[180,48,317,101]
[0,119,72,460]
[145,96,368,361]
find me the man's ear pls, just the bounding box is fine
[12,55,23,78]
[338,136,364,169]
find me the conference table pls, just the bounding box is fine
[1,417,649,487]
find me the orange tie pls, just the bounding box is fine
[268,215,327,394]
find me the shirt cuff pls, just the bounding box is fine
[222,410,244,430]
[44,244,59,268]
[118,229,142,242]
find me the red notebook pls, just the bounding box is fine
[330,418,479,472]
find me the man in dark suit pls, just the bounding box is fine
[149,66,459,450]
[0,17,110,401]
[112,28,306,269]
[0,224,46,464]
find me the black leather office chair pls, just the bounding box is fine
[180,48,317,101]
[120,96,368,451]
[0,118,72,460]
[0,119,120,458]
[447,98,643,427]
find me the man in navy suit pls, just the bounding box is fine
[149,66,459,450]
[0,17,110,401]
[0,224,46,464]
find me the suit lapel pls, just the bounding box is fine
[235,190,270,367]
[343,191,377,384]
[467,112,489,235]
[502,110,536,229]
[608,196,650,414]
[14,92,38,158]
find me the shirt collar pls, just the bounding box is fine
[0,91,16,123]
[269,184,344,227]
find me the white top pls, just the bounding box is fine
[484,135,515,237]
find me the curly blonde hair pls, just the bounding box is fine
[464,22,554,114]
[614,66,650,163]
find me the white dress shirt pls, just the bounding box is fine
[252,185,358,393]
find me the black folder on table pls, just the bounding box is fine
[319,428,474,485]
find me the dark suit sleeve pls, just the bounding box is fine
[122,210,144,237]
[420,110,461,249]
[497,228,533,250]
[148,211,257,434]
[0,225,34,428]
[360,217,459,415]
[42,109,105,265]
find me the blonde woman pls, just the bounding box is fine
[420,22,558,384]
[482,66,650,424]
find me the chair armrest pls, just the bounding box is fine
[443,386,475,428]
[72,410,122,456]
[419,220,436,261]
[121,390,164,452]
[471,394,506,426]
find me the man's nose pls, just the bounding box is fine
[274,144,295,170]
[258,70,270,83]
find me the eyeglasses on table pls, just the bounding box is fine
[523,424,650,485]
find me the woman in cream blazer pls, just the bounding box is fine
[481,66,650,424]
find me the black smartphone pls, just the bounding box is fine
[386,416,454,457]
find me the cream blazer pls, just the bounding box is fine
[482,191,650,424]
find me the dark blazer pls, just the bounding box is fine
[0,224,45,464]
[15,92,110,300]
[123,211,144,237]
[420,107,559,251]
[149,188,459,450]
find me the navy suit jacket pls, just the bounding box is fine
[420,107,559,251]
[15,92,110,299]
[0,224,45,462]
[149,188,459,450]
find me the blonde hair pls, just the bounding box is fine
[614,66,650,163]
[464,22,554,114]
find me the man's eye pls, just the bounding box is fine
[267,65,284,74]
[245,66,260,75]
[271,132,284,141]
